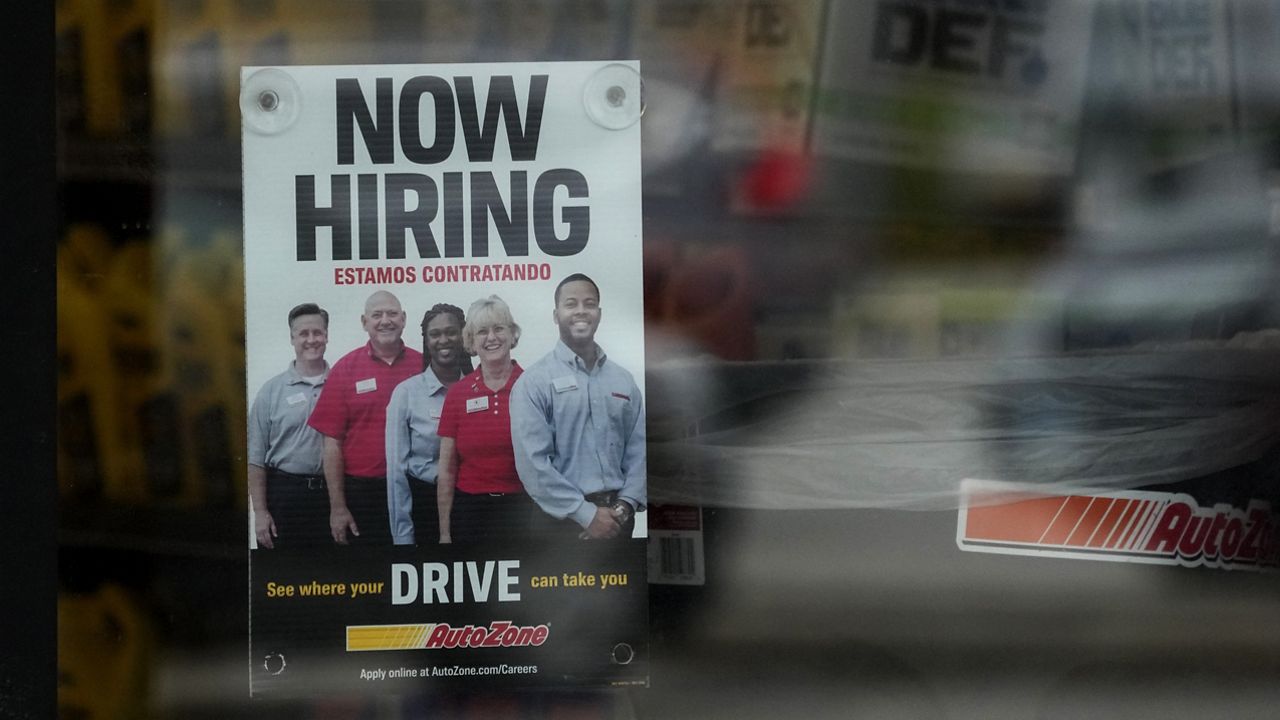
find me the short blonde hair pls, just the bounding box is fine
[462,295,521,355]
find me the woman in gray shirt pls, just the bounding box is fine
[384,303,471,544]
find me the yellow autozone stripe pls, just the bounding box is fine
[346,624,434,652]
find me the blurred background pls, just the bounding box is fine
[57,0,1280,717]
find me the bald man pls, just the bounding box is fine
[308,290,423,545]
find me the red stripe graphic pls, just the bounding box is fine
[1104,499,1141,548]
[963,494,1070,543]
[1131,500,1168,551]
[1040,496,1093,545]
[1126,499,1157,548]
[1089,499,1131,548]
[1066,498,1114,546]
[1118,500,1152,549]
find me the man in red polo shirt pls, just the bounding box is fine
[309,290,423,545]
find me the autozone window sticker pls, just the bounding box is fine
[956,479,1280,571]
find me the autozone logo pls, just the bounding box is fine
[426,621,549,649]
[346,621,549,652]
[957,480,1280,571]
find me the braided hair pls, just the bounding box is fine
[420,303,472,374]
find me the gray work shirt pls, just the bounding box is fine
[385,369,449,544]
[247,361,329,475]
[510,340,646,529]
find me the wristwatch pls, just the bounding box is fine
[610,499,634,525]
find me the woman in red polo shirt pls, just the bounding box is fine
[436,295,533,543]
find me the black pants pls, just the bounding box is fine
[264,468,330,548]
[344,475,392,546]
[407,475,439,545]
[449,491,535,544]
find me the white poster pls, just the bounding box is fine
[243,61,649,695]
[243,62,645,421]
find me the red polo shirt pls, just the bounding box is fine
[308,341,423,477]
[437,363,524,494]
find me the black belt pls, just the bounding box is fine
[584,490,620,507]
[267,467,325,490]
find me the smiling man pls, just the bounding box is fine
[308,290,423,545]
[510,274,647,540]
[247,303,331,549]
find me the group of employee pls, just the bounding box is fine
[247,274,646,548]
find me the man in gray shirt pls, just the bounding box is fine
[248,303,331,548]
[511,274,646,539]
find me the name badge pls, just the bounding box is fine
[552,375,578,393]
[429,408,441,420]
[355,378,377,394]
[286,392,307,406]
[466,396,490,413]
